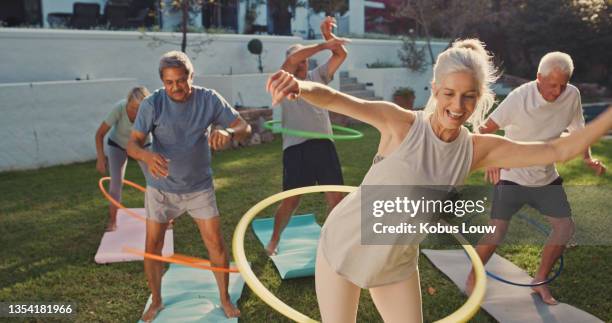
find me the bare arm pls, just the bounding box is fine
[477,118,502,183]
[581,137,607,175]
[231,116,251,141]
[209,116,252,150]
[472,106,612,171]
[319,16,348,78]
[127,130,168,178]
[95,122,110,160]
[267,71,412,132]
[478,118,500,134]
[95,122,111,174]
[583,148,592,160]
[281,38,348,74]
[568,109,608,175]
[282,43,326,72]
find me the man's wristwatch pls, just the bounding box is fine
[225,128,235,139]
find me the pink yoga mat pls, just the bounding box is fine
[95,208,174,264]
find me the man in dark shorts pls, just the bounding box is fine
[465,52,606,304]
[266,17,349,255]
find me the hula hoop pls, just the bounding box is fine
[100,177,238,273]
[263,120,364,140]
[470,213,564,287]
[232,185,486,323]
[123,247,239,273]
[98,177,146,222]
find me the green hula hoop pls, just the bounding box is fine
[263,120,364,140]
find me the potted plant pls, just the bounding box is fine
[392,87,415,110]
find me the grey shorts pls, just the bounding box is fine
[145,186,219,223]
[491,177,572,220]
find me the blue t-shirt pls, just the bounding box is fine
[133,86,239,193]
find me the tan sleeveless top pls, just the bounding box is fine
[319,111,473,288]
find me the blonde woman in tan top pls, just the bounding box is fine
[266,39,612,322]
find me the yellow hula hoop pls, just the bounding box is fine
[232,185,486,323]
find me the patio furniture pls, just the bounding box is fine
[71,2,100,29]
[47,12,72,28]
[104,3,129,29]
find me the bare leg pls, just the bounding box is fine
[466,219,510,295]
[324,191,345,215]
[107,204,119,231]
[194,217,240,318]
[369,269,423,323]
[315,246,361,323]
[531,216,574,305]
[142,219,168,322]
[266,195,301,255]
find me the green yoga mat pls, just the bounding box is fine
[252,214,321,279]
[138,263,245,323]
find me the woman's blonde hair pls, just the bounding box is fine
[126,86,150,105]
[423,39,499,130]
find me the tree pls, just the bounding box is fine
[392,0,441,65]
[434,0,494,45]
[398,30,427,73]
[392,0,495,64]
[267,0,304,35]
[479,0,611,86]
[139,0,214,58]
[165,0,203,52]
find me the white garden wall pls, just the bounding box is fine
[349,67,434,108]
[0,28,448,171]
[0,78,137,171]
[0,28,446,85]
[195,72,339,109]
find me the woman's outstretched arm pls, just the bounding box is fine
[266,70,412,132]
[472,105,612,171]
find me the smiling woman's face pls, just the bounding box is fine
[432,71,479,130]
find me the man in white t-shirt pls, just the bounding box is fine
[466,52,606,304]
[265,17,349,255]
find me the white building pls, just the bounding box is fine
[1,0,386,37]
[1,0,450,171]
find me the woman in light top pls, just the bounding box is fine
[266,39,612,322]
[95,86,150,231]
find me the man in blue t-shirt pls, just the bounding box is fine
[128,51,250,321]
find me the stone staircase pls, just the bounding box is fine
[330,72,381,125]
[339,71,382,100]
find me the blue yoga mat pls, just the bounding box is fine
[138,263,245,322]
[251,214,321,279]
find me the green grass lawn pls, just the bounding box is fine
[1,124,611,322]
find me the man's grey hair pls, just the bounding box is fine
[538,52,574,77]
[286,44,304,57]
[158,51,194,78]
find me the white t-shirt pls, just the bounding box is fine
[489,80,585,186]
[281,62,333,150]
